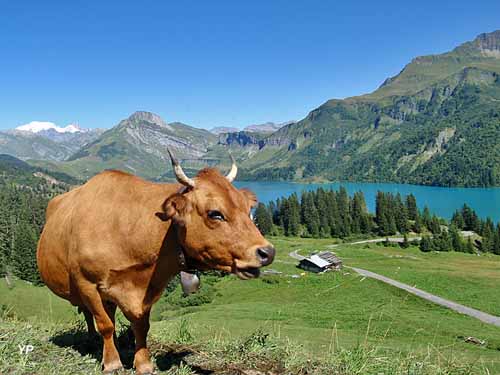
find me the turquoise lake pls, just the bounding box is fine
[234,181,500,222]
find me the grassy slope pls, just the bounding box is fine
[335,243,500,316]
[0,278,77,323]
[269,237,500,316]
[152,238,500,370]
[1,237,500,373]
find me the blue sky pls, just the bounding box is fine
[0,1,498,130]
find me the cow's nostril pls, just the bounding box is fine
[257,248,268,261]
[256,246,275,266]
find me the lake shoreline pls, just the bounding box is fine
[234,180,500,222]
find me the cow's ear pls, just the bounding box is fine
[163,194,191,222]
[240,188,258,208]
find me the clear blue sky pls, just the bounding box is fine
[0,1,498,130]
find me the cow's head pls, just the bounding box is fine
[164,150,275,279]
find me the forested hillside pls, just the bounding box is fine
[0,155,74,282]
[237,31,500,187]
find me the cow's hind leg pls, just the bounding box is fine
[79,283,123,373]
[81,306,97,336]
[130,310,154,375]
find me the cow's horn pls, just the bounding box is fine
[226,155,238,182]
[167,148,195,188]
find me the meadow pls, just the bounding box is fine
[1,236,500,374]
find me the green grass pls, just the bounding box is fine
[148,236,500,372]
[1,236,500,373]
[332,242,500,317]
[0,316,495,375]
[0,278,76,323]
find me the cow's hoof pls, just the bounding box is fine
[102,361,124,374]
[103,369,124,375]
[135,362,155,375]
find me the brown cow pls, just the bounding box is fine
[36,151,275,374]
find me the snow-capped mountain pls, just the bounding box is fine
[0,121,104,161]
[16,121,87,134]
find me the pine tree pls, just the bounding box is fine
[449,224,463,252]
[316,189,331,237]
[326,190,340,237]
[480,219,494,253]
[395,193,409,234]
[435,231,452,252]
[375,191,385,230]
[288,193,301,236]
[461,204,481,233]
[267,201,276,225]
[451,210,465,229]
[302,192,320,237]
[0,232,6,276]
[351,192,366,234]
[429,215,441,235]
[376,191,395,236]
[11,222,41,284]
[413,211,422,233]
[255,203,273,235]
[280,198,291,236]
[420,236,432,252]
[493,223,500,255]
[405,194,418,221]
[273,198,281,226]
[388,214,397,236]
[401,233,410,248]
[0,209,9,276]
[422,206,432,231]
[465,237,475,254]
[337,187,351,237]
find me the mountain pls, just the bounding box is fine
[0,122,103,161]
[235,30,500,187]
[61,111,217,179]
[0,153,80,188]
[210,126,239,135]
[5,31,500,187]
[16,121,84,134]
[243,121,294,133]
[210,121,292,135]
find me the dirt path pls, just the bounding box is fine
[288,241,500,327]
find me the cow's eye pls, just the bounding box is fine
[207,210,225,221]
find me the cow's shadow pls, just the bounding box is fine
[50,326,213,373]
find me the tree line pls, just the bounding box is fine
[0,174,70,284]
[254,187,500,255]
[254,187,372,238]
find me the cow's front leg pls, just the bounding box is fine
[78,284,123,373]
[131,310,154,375]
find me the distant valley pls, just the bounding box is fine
[1,30,500,186]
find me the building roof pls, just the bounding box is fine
[317,251,342,264]
[307,254,331,268]
[299,251,343,270]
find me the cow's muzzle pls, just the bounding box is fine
[235,245,275,280]
[235,267,261,280]
[256,245,275,266]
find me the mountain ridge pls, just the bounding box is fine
[233,30,500,186]
[2,30,500,186]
